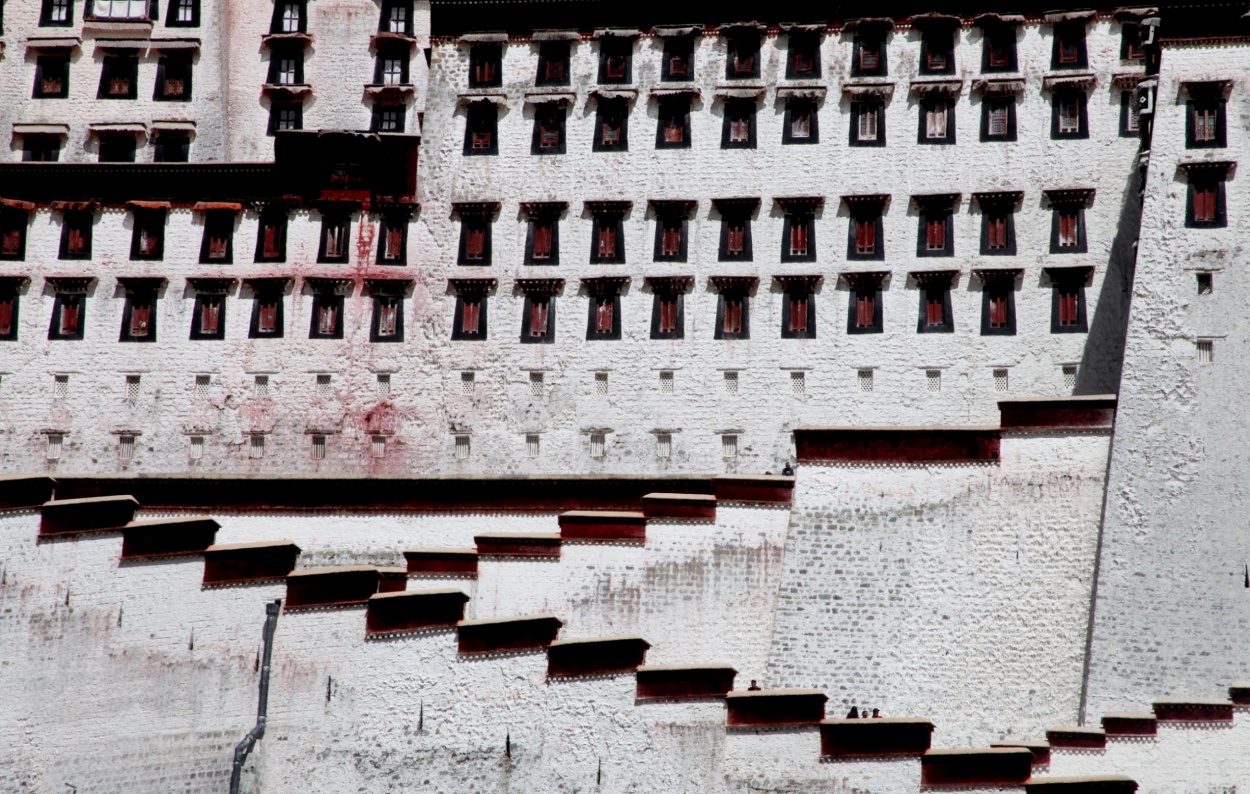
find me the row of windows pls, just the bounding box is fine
[38,0,199,27]
[9,273,1093,346]
[463,19,1146,90]
[32,52,192,102]
[0,205,411,264]
[21,129,192,163]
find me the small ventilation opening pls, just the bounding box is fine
[118,435,135,461]
[1063,365,1078,390]
[926,369,941,392]
[526,434,540,458]
[371,435,387,458]
[790,371,805,394]
[125,375,141,400]
[254,375,270,396]
[724,371,739,394]
[1197,339,1214,363]
[589,432,606,459]
[656,433,672,459]
[455,434,471,459]
[722,434,738,459]
[1197,272,1213,294]
[529,371,544,396]
[377,373,391,395]
[858,369,873,392]
[993,368,1009,392]
[316,374,332,396]
[46,433,63,461]
[660,371,674,393]
[461,371,475,394]
[595,371,609,394]
[53,374,68,399]
[195,374,211,398]
[250,434,265,459]
[189,436,204,460]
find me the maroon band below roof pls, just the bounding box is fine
[366,589,470,634]
[999,397,1117,430]
[635,665,737,700]
[1046,728,1106,749]
[285,567,382,609]
[921,749,1033,787]
[457,615,563,654]
[547,637,650,677]
[0,476,57,510]
[726,690,827,726]
[795,428,1001,464]
[203,542,300,585]
[120,517,220,559]
[39,495,140,536]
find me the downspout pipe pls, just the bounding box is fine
[230,600,281,794]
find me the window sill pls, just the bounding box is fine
[262,32,312,47]
[366,83,415,101]
[909,77,963,97]
[83,19,154,34]
[973,77,1025,95]
[263,83,312,99]
[715,84,766,100]
[841,80,894,100]
[1043,72,1096,91]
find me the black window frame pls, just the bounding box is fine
[152,132,190,162]
[851,33,888,77]
[451,293,488,340]
[1119,90,1141,138]
[979,275,1017,336]
[979,204,1017,256]
[782,100,819,145]
[597,38,633,84]
[0,288,19,342]
[589,212,625,264]
[846,207,885,262]
[374,48,411,85]
[649,291,685,340]
[523,211,561,265]
[59,210,93,260]
[154,53,193,101]
[846,277,884,335]
[254,212,289,263]
[585,290,622,341]
[780,288,817,340]
[1186,97,1226,149]
[468,43,502,87]
[716,202,755,262]
[267,45,305,85]
[1186,176,1227,229]
[536,41,571,86]
[371,104,406,133]
[376,214,409,264]
[370,294,405,342]
[653,214,688,263]
[1049,205,1088,253]
[1051,20,1088,69]
[98,53,139,100]
[199,210,235,264]
[714,290,750,341]
[917,95,956,145]
[119,287,158,343]
[189,293,226,340]
[1048,270,1089,334]
[317,214,352,263]
[724,30,761,80]
[41,0,73,26]
[531,102,567,155]
[656,97,691,149]
[916,278,955,334]
[48,291,85,340]
[129,208,166,260]
[463,101,498,155]
[22,134,61,162]
[248,289,285,339]
[981,95,1017,142]
[269,0,307,34]
[916,206,955,257]
[457,214,493,265]
[308,290,345,339]
[268,102,303,135]
[849,101,885,147]
[981,24,1018,72]
[780,213,816,263]
[786,31,822,79]
[520,294,556,344]
[379,0,413,35]
[0,208,29,261]
[919,28,956,76]
[1051,91,1089,139]
[98,133,137,163]
[33,54,70,99]
[166,0,199,26]
[1120,21,1145,61]
[592,97,629,152]
[661,36,694,82]
[721,98,757,149]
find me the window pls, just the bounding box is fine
[790,371,806,394]
[254,375,270,396]
[590,433,607,459]
[1188,178,1225,228]
[457,211,493,265]
[589,209,625,263]
[654,211,688,261]
[781,283,816,339]
[916,200,954,256]
[531,103,566,154]
[1187,99,1225,148]
[656,433,672,459]
[98,55,138,99]
[49,291,85,340]
[846,202,884,261]
[249,285,285,338]
[846,275,884,334]
[1053,92,1087,138]
[59,210,92,259]
[852,32,887,76]
[98,133,137,163]
[659,371,674,392]
[47,434,63,461]
[250,434,266,459]
[993,369,1009,392]
[593,98,628,151]
[982,24,1017,72]
[781,213,816,262]
[1049,270,1089,333]
[721,434,738,459]
[34,55,70,98]
[917,277,954,333]
[271,0,305,34]
[783,101,818,144]
[919,97,954,144]
[1052,21,1087,69]
[976,197,1017,255]
[723,371,738,393]
[375,51,409,85]
[657,98,691,148]
[0,209,28,261]
[41,0,72,25]
[1051,207,1086,252]
[649,278,688,339]
[0,284,20,341]
[1121,22,1145,60]
[1197,339,1214,364]
[167,0,199,26]
[851,102,884,146]
[926,369,942,392]
[380,0,412,35]
[452,293,487,340]
[1120,91,1141,136]
[153,132,190,162]
[721,100,756,148]
[130,209,165,260]
[54,374,69,398]
[982,97,1016,141]
[23,134,61,162]
[1197,272,1213,294]
[524,209,560,265]
[715,290,750,340]
[464,102,498,155]
[521,295,555,343]
[89,0,149,20]
[268,48,304,85]
[455,435,471,459]
[377,214,408,264]
[725,31,760,79]
[787,32,821,79]
[155,55,192,101]
[268,102,302,134]
[586,291,620,340]
[662,37,693,81]
[536,42,570,86]
[120,287,157,342]
[190,288,226,340]
[919,29,955,75]
[460,371,475,393]
[982,284,1015,335]
[529,372,544,396]
[190,436,205,459]
[377,373,392,395]
[309,288,344,339]
[255,213,287,262]
[594,372,609,394]
[372,296,403,342]
[925,217,947,251]
[598,38,632,84]
[318,215,351,262]
[311,435,326,459]
[526,434,540,458]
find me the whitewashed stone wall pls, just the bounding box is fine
[1083,42,1250,718]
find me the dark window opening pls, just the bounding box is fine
[200,211,234,264]
[270,0,306,33]
[166,0,199,25]
[1052,92,1088,139]
[190,293,225,339]
[318,215,351,262]
[0,290,19,341]
[717,203,755,261]
[59,211,92,259]
[654,214,687,262]
[153,132,190,162]
[379,0,412,35]
[377,215,408,264]
[375,49,410,85]
[917,206,954,257]
[782,214,815,262]
[120,289,158,343]
[715,292,749,340]
[726,31,761,79]
[155,54,192,101]
[532,103,566,154]
[651,291,684,339]
[919,96,955,144]
[783,100,818,144]
[1051,277,1088,333]
[781,288,816,339]
[1052,20,1088,69]
[1187,98,1226,148]
[661,37,694,81]
[536,42,570,86]
[469,44,501,86]
[464,102,498,154]
[99,54,139,99]
[1121,22,1145,60]
[847,278,884,334]
[1188,179,1226,227]
[255,213,288,262]
[917,280,954,333]
[982,25,1017,71]
[98,133,137,162]
[452,294,487,340]
[459,218,491,265]
[1051,206,1087,253]
[49,292,85,340]
[372,105,406,133]
[847,209,884,261]
[130,209,165,260]
[585,286,622,341]
[851,101,884,146]
[309,290,345,339]
[593,98,628,151]
[41,0,73,26]
[34,55,69,98]
[371,295,403,341]
[0,209,28,261]
[722,99,756,149]
[981,97,1016,141]
[787,32,821,79]
[598,38,632,84]
[524,210,560,265]
[920,29,955,75]
[250,291,284,338]
[657,98,691,148]
[590,213,625,263]
[23,134,61,162]
[521,294,555,343]
[979,276,1017,336]
[268,102,303,134]
[267,47,304,85]
[852,33,887,77]
[981,209,1016,255]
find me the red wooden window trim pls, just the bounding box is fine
[658,296,678,333]
[987,215,1008,249]
[987,102,1009,136]
[1058,32,1080,64]
[668,54,688,76]
[661,222,682,256]
[316,302,337,335]
[664,114,685,143]
[731,49,754,75]
[383,223,404,260]
[988,41,1010,67]
[792,49,815,74]
[129,300,152,338]
[605,54,627,80]
[1057,211,1079,247]
[1193,184,1218,222]
[722,296,743,334]
[596,225,617,258]
[601,117,621,144]
[855,291,875,327]
[529,298,549,337]
[788,294,808,334]
[539,119,561,149]
[473,57,497,85]
[1194,107,1218,142]
[729,114,750,143]
[67,225,88,256]
[461,298,481,334]
[858,44,878,70]
[324,221,346,259]
[200,297,221,335]
[1,228,20,256]
[925,289,945,326]
[470,120,493,149]
[257,299,279,334]
[855,218,875,254]
[464,225,486,260]
[791,107,812,138]
[0,296,14,336]
[988,291,1009,328]
[109,76,131,96]
[207,229,229,259]
[531,222,553,259]
[1058,96,1081,132]
[137,226,159,256]
[544,59,565,82]
[925,103,948,139]
[1057,288,1079,326]
[377,298,399,337]
[594,296,614,334]
[261,218,283,258]
[925,47,948,71]
[726,221,746,255]
[789,220,809,257]
[59,298,80,336]
[858,105,879,141]
[925,217,946,250]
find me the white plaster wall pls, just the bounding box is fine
[1083,42,1250,718]
[764,431,1112,746]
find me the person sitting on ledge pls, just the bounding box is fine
[747,679,761,691]
[782,462,795,476]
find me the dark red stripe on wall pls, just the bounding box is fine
[795,428,1001,464]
